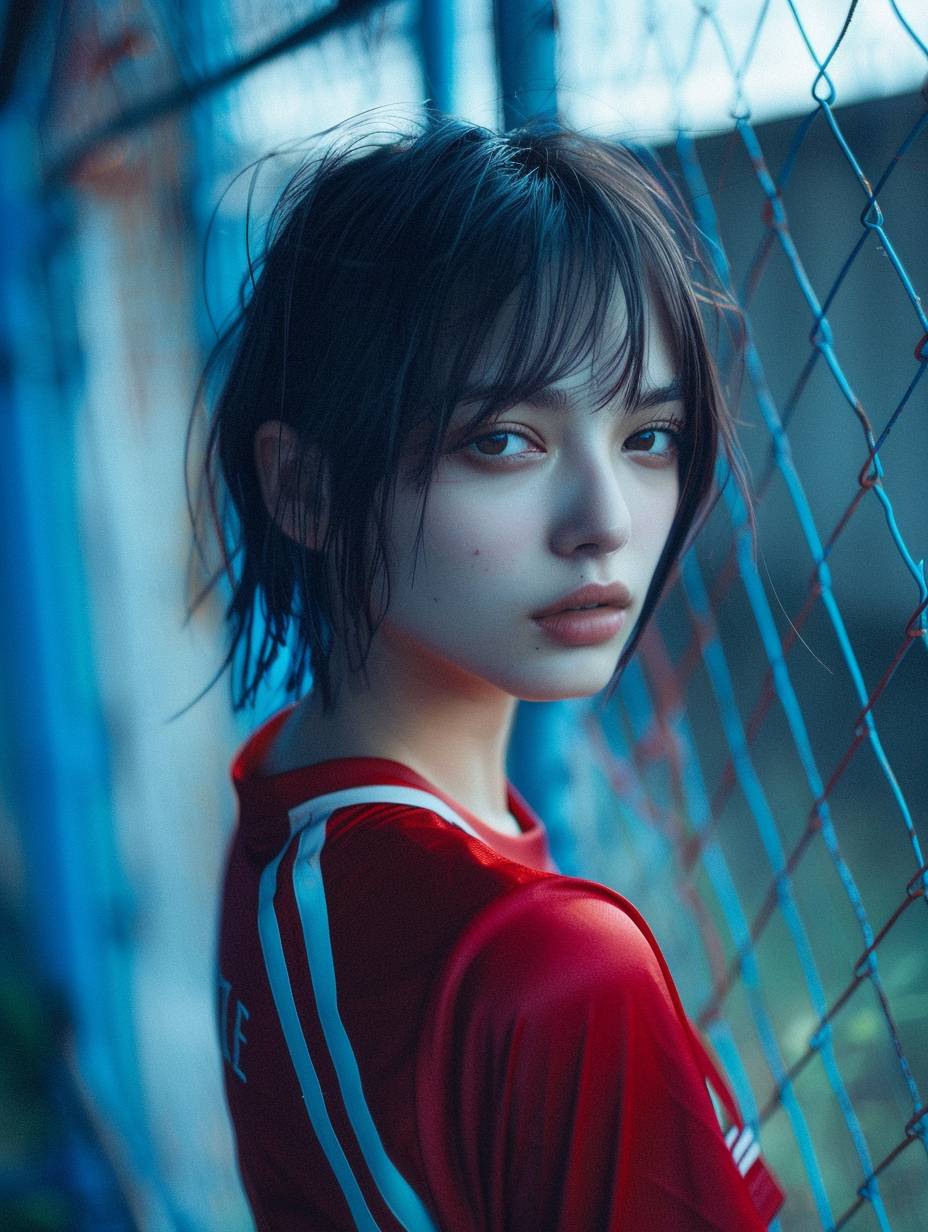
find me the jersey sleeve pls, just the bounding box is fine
[415,880,771,1232]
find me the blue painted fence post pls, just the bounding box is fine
[493,0,557,130]
[420,0,455,117]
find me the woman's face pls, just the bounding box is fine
[359,285,685,704]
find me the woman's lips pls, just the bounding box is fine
[532,606,627,646]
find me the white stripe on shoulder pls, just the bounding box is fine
[731,1126,754,1165]
[286,823,439,1230]
[257,839,382,1231]
[287,784,484,842]
[729,1128,754,1163]
[738,1140,761,1177]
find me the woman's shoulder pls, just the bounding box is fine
[320,797,545,929]
[431,874,676,1024]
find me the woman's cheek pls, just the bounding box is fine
[436,489,536,563]
[630,464,679,525]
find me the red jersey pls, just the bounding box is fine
[217,705,784,1230]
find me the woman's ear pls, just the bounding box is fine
[253,420,328,550]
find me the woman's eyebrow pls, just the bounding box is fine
[524,377,684,414]
[634,378,685,410]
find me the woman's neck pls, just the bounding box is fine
[259,670,521,837]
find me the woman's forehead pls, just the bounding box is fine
[466,274,678,401]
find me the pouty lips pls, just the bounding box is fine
[533,580,632,619]
[532,606,628,647]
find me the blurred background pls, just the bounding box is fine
[1,1,926,1229]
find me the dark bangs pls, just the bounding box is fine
[187,115,753,715]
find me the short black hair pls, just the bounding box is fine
[186,112,753,715]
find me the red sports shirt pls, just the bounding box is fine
[217,705,784,1230]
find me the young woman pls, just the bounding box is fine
[196,115,785,1230]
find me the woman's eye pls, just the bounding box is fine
[460,429,537,462]
[624,421,683,458]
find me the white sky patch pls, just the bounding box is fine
[556,0,927,141]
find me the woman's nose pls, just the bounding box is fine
[549,464,633,557]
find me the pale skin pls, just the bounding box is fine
[253,284,683,834]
